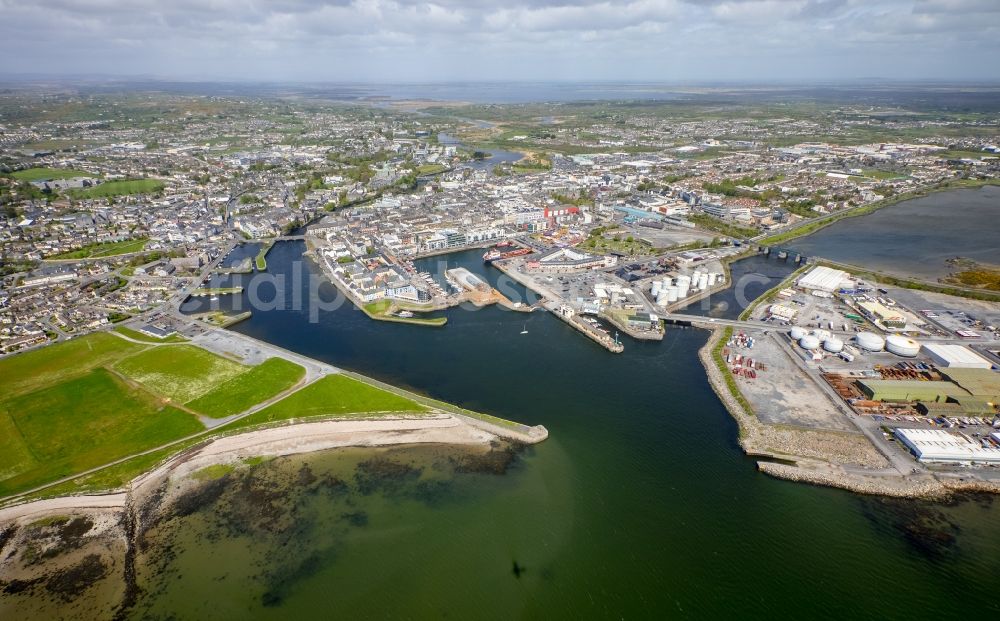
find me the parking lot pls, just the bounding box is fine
[886,286,1000,339]
[625,223,716,249]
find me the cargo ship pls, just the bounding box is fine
[483,246,532,264]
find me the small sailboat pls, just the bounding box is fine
[520,323,528,335]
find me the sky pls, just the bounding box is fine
[1,0,999,82]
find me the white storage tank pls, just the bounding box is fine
[651,282,662,297]
[666,287,678,303]
[885,335,920,357]
[799,335,821,350]
[813,329,832,341]
[790,326,807,340]
[708,273,718,286]
[698,274,709,290]
[856,332,885,352]
[656,291,670,306]
[823,337,844,353]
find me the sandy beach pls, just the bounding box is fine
[0,414,497,527]
[0,414,508,619]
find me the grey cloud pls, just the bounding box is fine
[0,0,997,81]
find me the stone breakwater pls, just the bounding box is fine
[697,328,1000,500]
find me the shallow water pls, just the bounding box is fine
[788,185,1000,280]
[201,241,998,618]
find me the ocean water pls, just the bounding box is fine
[127,240,1000,619]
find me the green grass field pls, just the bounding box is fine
[362,299,448,326]
[229,375,428,430]
[255,246,269,271]
[0,331,512,498]
[416,163,448,175]
[186,358,305,418]
[11,167,97,182]
[47,237,149,259]
[68,178,164,198]
[0,368,202,495]
[0,333,322,497]
[0,332,146,400]
[114,345,247,403]
[938,149,997,160]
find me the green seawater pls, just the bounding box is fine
[20,241,998,619]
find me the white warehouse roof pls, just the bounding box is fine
[797,265,849,293]
[895,428,1000,464]
[922,343,993,369]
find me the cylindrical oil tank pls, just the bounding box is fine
[823,337,844,353]
[651,282,662,297]
[656,291,670,306]
[677,275,691,286]
[790,326,807,340]
[708,273,718,286]
[677,285,689,298]
[799,335,821,350]
[856,331,885,352]
[666,287,678,302]
[885,334,920,357]
[813,329,832,341]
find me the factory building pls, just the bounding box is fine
[939,368,1000,403]
[768,303,797,322]
[858,300,906,329]
[922,343,993,369]
[857,379,969,403]
[796,266,849,293]
[894,428,1000,464]
[528,248,613,272]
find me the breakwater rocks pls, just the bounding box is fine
[698,329,1000,500]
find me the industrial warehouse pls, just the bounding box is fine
[732,264,1000,474]
[894,428,1000,464]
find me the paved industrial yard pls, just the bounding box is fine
[627,223,716,248]
[729,331,858,432]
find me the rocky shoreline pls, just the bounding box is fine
[0,415,509,619]
[698,328,1000,500]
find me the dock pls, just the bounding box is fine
[491,260,624,353]
[445,267,532,311]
